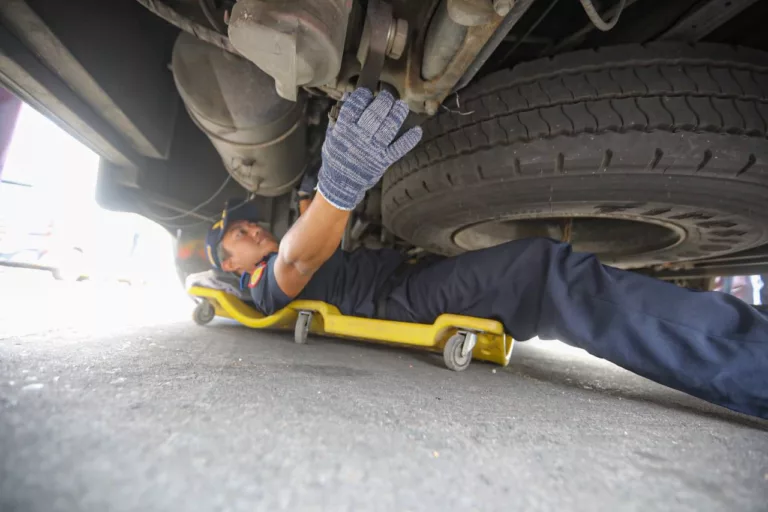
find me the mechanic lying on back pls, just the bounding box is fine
[205,88,767,420]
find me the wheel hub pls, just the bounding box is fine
[453,217,683,260]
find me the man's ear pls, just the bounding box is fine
[221,258,235,272]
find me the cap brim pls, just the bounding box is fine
[205,198,261,270]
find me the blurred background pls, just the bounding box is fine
[0,97,190,337]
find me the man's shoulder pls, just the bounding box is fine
[248,253,291,315]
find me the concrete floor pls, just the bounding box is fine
[1,268,767,511]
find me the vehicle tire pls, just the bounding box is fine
[383,43,768,268]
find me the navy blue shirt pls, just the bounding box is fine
[249,248,405,317]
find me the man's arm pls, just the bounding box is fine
[298,197,312,216]
[272,88,422,299]
[274,194,349,297]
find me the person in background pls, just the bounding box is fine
[714,276,754,304]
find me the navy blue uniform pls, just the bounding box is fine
[250,247,404,318]
[251,238,768,419]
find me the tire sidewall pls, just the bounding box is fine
[385,131,768,267]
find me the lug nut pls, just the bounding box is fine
[386,18,408,60]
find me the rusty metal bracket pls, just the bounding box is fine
[329,0,393,124]
[358,0,393,91]
[401,0,534,113]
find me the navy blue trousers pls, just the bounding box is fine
[386,238,768,419]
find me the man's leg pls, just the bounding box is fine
[387,239,768,418]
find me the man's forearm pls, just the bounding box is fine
[278,194,349,277]
[272,88,421,298]
[298,197,312,216]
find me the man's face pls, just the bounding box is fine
[219,221,278,274]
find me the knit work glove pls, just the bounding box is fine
[318,88,423,211]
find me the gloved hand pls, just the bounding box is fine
[318,88,422,211]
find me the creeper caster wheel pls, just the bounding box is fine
[193,300,215,325]
[295,311,313,344]
[443,331,477,371]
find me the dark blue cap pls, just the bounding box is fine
[205,197,259,269]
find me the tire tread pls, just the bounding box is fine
[386,43,768,208]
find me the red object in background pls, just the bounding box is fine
[0,88,22,181]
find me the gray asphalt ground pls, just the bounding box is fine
[1,267,767,512]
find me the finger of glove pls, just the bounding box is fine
[357,89,395,136]
[337,88,374,125]
[386,126,423,162]
[372,99,410,146]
